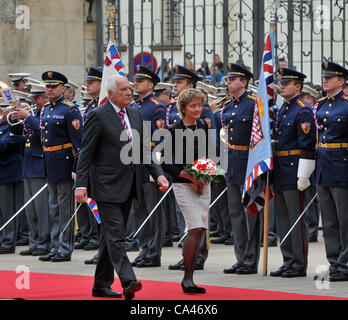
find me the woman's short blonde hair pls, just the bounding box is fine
[177,88,205,119]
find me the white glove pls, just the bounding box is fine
[72,172,76,181]
[297,177,310,191]
[297,158,315,191]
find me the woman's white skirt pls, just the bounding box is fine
[172,183,211,231]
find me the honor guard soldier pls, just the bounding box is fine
[75,67,102,254]
[0,98,26,254]
[11,83,51,256]
[83,67,103,123]
[39,71,83,262]
[130,65,167,268]
[166,65,216,129]
[217,63,261,275]
[314,61,348,281]
[270,68,316,278]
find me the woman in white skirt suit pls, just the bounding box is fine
[162,89,211,294]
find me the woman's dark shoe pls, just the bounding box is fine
[181,282,206,294]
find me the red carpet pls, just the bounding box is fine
[0,271,346,300]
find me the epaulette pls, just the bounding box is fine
[62,99,75,107]
[44,102,50,106]
[316,96,327,103]
[342,95,348,101]
[150,97,161,105]
[296,98,306,107]
[247,94,257,101]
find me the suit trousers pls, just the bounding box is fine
[136,182,164,262]
[24,178,50,250]
[15,182,28,242]
[317,184,348,274]
[226,180,261,268]
[275,189,308,270]
[47,181,74,256]
[94,199,137,288]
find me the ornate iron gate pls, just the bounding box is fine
[100,0,348,86]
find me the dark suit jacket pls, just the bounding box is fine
[75,100,164,203]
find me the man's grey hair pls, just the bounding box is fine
[106,74,128,93]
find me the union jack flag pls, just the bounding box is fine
[87,198,101,224]
[99,41,126,106]
[242,32,275,216]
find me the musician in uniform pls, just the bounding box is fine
[313,61,348,281]
[12,83,50,256]
[0,99,25,254]
[270,68,316,278]
[38,71,83,262]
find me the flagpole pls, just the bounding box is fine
[262,172,271,276]
[106,3,116,42]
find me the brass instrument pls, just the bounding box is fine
[0,101,34,126]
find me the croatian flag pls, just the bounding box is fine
[87,198,101,224]
[99,41,126,106]
[242,32,275,216]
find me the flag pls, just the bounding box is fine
[99,41,126,106]
[242,32,275,216]
[87,198,101,224]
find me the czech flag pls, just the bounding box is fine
[87,198,101,224]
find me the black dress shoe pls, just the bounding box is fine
[168,259,184,270]
[224,236,234,245]
[329,270,348,282]
[123,280,142,300]
[136,259,161,268]
[309,236,318,243]
[210,233,230,244]
[236,265,257,275]
[163,240,173,247]
[51,254,71,262]
[74,241,88,250]
[180,263,204,271]
[181,282,206,294]
[32,249,49,256]
[223,263,243,274]
[83,243,98,251]
[92,287,122,298]
[281,267,306,278]
[84,254,99,265]
[19,248,35,256]
[269,266,289,277]
[131,256,144,267]
[39,251,56,261]
[209,230,221,238]
[0,247,15,254]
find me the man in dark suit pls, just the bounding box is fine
[74,75,169,299]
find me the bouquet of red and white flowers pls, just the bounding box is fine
[184,158,225,194]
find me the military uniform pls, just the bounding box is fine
[0,108,25,254]
[75,67,102,252]
[271,68,316,277]
[314,61,348,281]
[20,90,50,256]
[39,71,83,262]
[131,66,167,267]
[216,64,260,274]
